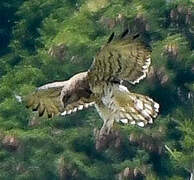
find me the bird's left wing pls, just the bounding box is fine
[88,32,151,92]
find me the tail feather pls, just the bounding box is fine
[116,92,159,127]
[93,84,159,150]
[102,85,159,127]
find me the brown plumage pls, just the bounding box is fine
[24,30,159,144]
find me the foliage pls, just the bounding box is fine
[0,0,193,179]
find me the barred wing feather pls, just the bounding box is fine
[24,72,94,118]
[88,36,151,92]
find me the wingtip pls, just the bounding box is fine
[132,33,140,40]
[120,29,129,39]
[107,32,115,44]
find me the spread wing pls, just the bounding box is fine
[88,32,151,92]
[22,30,160,151]
[24,72,94,118]
[25,85,64,117]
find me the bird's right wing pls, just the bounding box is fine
[24,72,94,118]
[24,85,64,118]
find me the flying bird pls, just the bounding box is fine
[24,30,159,145]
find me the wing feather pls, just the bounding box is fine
[24,72,94,118]
[88,33,151,92]
[24,86,64,118]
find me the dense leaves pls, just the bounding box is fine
[0,0,193,179]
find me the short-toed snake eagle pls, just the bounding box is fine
[24,30,159,143]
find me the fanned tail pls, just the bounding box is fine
[94,84,159,150]
[101,84,159,128]
[112,86,159,127]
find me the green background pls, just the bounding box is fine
[0,0,193,179]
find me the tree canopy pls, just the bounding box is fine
[0,0,193,179]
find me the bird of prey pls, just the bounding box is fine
[24,30,159,146]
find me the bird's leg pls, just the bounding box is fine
[99,118,114,136]
[95,118,114,151]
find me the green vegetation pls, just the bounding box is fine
[0,0,193,179]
